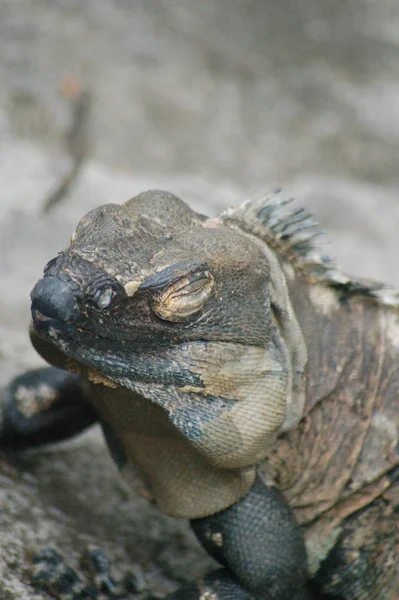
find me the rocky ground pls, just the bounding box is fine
[1,1,399,598]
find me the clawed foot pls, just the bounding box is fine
[31,546,145,599]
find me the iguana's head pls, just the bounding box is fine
[30,190,307,442]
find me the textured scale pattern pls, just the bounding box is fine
[0,189,397,599]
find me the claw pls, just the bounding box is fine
[81,546,123,597]
[31,548,97,600]
[30,545,145,599]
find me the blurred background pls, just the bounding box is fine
[1,1,399,598]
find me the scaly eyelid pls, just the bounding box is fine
[139,259,210,292]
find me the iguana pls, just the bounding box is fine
[1,190,398,599]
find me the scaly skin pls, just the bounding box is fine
[0,189,398,599]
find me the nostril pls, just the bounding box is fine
[31,277,80,323]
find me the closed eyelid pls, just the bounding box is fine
[139,260,209,292]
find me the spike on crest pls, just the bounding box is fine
[219,190,399,308]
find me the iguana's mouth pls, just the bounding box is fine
[31,307,92,341]
[30,303,206,392]
[32,308,70,335]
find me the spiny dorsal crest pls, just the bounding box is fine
[220,188,399,309]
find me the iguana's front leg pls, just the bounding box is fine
[0,369,137,599]
[0,366,97,451]
[165,475,309,600]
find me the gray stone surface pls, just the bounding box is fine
[0,1,399,598]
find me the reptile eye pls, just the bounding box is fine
[152,271,214,322]
[94,287,114,309]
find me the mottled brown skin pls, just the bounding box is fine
[265,276,399,595]
[1,190,398,599]
[224,197,399,597]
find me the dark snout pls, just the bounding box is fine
[31,275,80,324]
